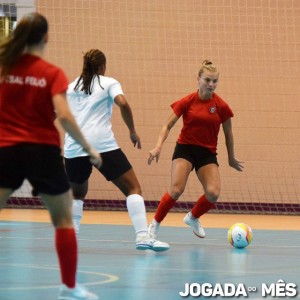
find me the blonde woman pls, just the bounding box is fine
[148,60,244,243]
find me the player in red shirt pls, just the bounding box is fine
[0,12,101,299]
[148,60,244,243]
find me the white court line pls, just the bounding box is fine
[1,235,300,249]
[0,263,118,291]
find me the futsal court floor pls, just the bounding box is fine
[0,209,300,300]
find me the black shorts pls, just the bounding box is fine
[64,148,132,184]
[0,143,70,195]
[172,143,218,172]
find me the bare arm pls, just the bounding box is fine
[53,118,65,155]
[53,93,102,168]
[114,94,141,149]
[148,112,179,165]
[222,118,244,171]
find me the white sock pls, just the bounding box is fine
[126,194,148,236]
[72,199,83,235]
[151,219,159,227]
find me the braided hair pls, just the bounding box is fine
[74,49,106,94]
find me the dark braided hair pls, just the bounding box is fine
[74,49,106,94]
[0,12,48,78]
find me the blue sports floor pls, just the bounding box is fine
[0,218,300,300]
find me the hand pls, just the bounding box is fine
[88,147,102,169]
[130,132,141,149]
[148,147,161,165]
[228,157,244,172]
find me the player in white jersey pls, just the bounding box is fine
[64,49,169,252]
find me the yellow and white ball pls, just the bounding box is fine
[228,223,253,248]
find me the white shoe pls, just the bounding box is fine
[148,219,160,239]
[136,233,170,252]
[58,283,98,300]
[183,212,206,238]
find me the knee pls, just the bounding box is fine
[205,186,220,203]
[51,214,73,228]
[126,186,142,197]
[135,184,142,195]
[170,187,184,200]
[72,186,87,199]
[70,181,88,200]
[72,191,86,200]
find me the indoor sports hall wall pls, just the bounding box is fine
[6,0,300,214]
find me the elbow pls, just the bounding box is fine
[56,114,68,124]
[56,112,72,128]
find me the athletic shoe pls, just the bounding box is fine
[58,283,98,300]
[136,233,170,252]
[148,219,160,239]
[183,212,206,238]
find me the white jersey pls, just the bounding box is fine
[64,75,123,158]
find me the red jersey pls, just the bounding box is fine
[0,54,68,147]
[171,91,234,153]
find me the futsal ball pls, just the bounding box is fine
[228,223,253,248]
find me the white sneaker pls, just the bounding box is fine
[148,219,160,239]
[58,283,98,300]
[136,233,170,252]
[183,212,206,238]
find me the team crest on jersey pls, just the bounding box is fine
[209,106,216,113]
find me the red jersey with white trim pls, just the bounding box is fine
[0,54,68,147]
[171,91,234,153]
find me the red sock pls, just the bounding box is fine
[154,192,176,223]
[55,228,77,288]
[191,194,215,218]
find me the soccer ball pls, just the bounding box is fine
[228,223,253,248]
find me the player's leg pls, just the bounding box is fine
[112,168,146,234]
[41,191,76,289]
[112,167,147,231]
[27,144,97,300]
[24,144,77,292]
[64,156,92,236]
[148,157,192,238]
[98,149,149,240]
[184,163,220,238]
[70,180,89,236]
[41,191,98,300]
[195,163,220,206]
[111,168,169,251]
